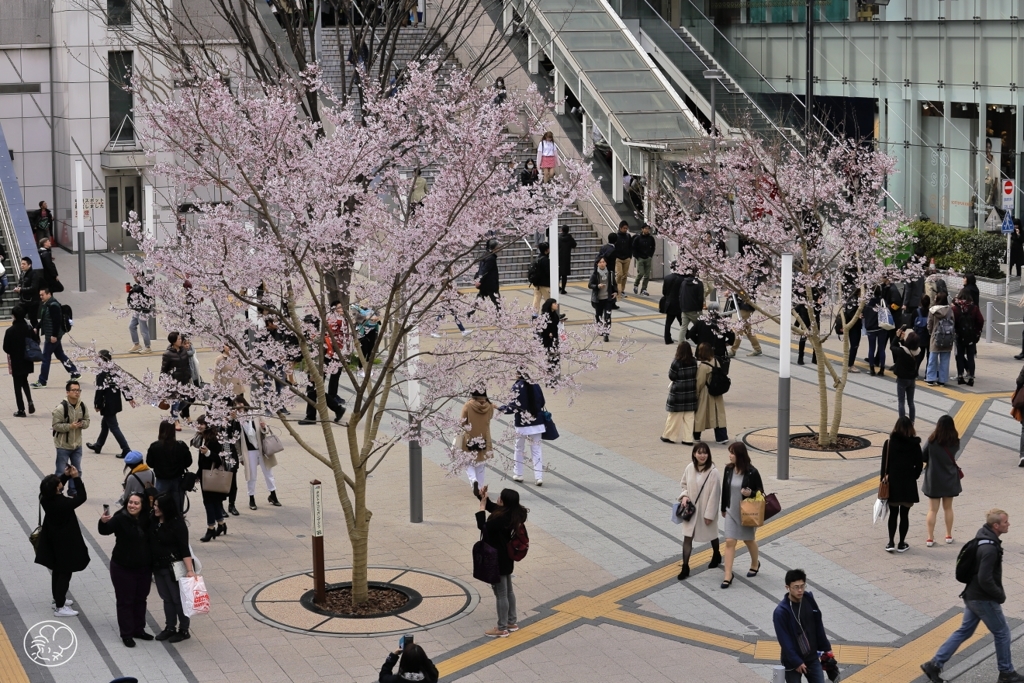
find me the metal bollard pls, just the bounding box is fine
[986,301,993,343]
[771,665,786,683]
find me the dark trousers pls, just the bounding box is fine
[846,325,862,367]
[110,560,152,638]
[229,470,238,506]
[304,382,344,421]
[559,264,569,292]
[327,366,341,403]
[867,330,886,370]
[12,372,31,412]
[897,377,916,423]
[665,307,682,343]
[593,298,613,327]
[955,341,976,378]
[51,569,73,607]
[917,334,930,374]
[204,499,226,526]
[38,337,77,385]
[359,328,378,363]
[155,477,185,517]
[474,290,501,311]
[96,412,130,454]
[154,567,190,632]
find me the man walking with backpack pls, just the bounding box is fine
[953,291,984,386]
[53,380,89,496]
[33,287,80,388]
[921,509,1024,683]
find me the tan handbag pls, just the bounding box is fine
[740,495,766,527]
[261,428,284,456]
[201,468,233,494]
[878,440,890,500]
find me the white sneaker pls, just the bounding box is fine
[50,599,73,609]
[430,332,443,338]
[512,476,524,482]
[462,329,474,336]
[53,606,78,617]
[128,344,142,353]
[848,366,861,373]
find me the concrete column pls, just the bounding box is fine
[1016,96,1022,220]
[582,114,589,154]
[908,90,921,219]
[978,92,988,231]
[612,152,624,204]
[503,0,513,35]
[554,69,565,115]
[528,34,539,75]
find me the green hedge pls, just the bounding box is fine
[911,220,1005,279]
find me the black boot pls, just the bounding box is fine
[217,522,227,536]
[268,491,282,507]
[249,495,257,511]
[677,563,690,580]
[200,527,217,543]
[333,405,346,423]
[228,503,239,516]
[708,548,722,569]
[28,402,35,414]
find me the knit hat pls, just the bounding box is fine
[124,451,143,466]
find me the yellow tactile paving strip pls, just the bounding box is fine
[438,396,999,682]
[0,621,29,683]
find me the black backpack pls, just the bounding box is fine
[527,261,541,286]
[52,400,87,437]
[955,537,996,584]
[60,304,73,331]
[707,362,731,397]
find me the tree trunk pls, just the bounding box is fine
[350,466,370,604]
[828,324,853,445]
[812,335,831,447]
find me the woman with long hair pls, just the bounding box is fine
[676,442,722,579]
[880,416,924,552]
[536,131,558,183]
[98,493,153,646]
[694,342,728,444]
[460,391,495,496]
[662,341,698,445]
[476,486,529,638]
[720,442,763,589]
[3,304,36,416]
[145,420,192,515]
[379,642,439,683]
[921,415,962,546]
[149,493,195,643]
[589,257,617,342]
[195,416,232,541]
[35,466,89,617]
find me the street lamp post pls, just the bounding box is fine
[778,253,793,480]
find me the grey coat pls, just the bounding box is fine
[921,439,962,499]
[666,360,698,413]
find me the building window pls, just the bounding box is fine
[109,52,134,144]
[108,0,131,25]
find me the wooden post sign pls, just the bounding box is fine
[310,480,326,603]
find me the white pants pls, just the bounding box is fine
[466,462,486,487]
[246,449,276,496]
[513,434,544,481]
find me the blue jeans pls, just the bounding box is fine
[129,312,151,347]
[785,658,824,683]
[55,446,82,495]
[38,337,78,385]
[95,412,131,455]
[926,350,951,384]
[933,600,1013,673]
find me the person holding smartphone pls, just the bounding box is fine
[35,465,89,617]
[98,493,153,647]
[378,638,438,683]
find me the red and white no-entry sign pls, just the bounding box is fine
[1003,179,1015,210]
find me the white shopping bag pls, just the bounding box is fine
[872,498,889,525]
[179,575,211,618]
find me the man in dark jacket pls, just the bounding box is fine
[87,350,134,457]
[612,221,633,298]
[474,239,501,310]
[33,288,79,388]
[679,271,705,338]
[902,274,925,327]
[530,243,551,315]
[127,274,154,353]
[632,224,656,296]
[15,256,42,330]
[38,237,61,292]
[558,225,576,294]
[160,332,193,424]
[662,267,683,345]
[773,569,832,683]
[952,292,984,386]
[922,510,1024,683]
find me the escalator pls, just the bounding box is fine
[0,124,41,318]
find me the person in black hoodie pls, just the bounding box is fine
[880,417,923,553]
[864,286,887,376]
[473,239,501,310]
[146,421,193,515]
[476,485,529,638]
[679,271,705,339]
[14,256,42,329]
[632,224,656,296]
[35,466,89,617]
[612,221,633,298]
[3,304,37,416]
[891,329,921,423]
[149,493,195,643]
[98,492,153,647]
[379,643,439,683]
[87,349,134,457]
[530,243,551,315]
[686,311,736,366]
[557,225,576,294]
[37,237,62,292]
[662,266,683,345]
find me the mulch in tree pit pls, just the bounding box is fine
[315,586,409,616]
[790,434,866,452]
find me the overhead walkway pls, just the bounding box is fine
[504,0,705,200]
[0,125,39,318]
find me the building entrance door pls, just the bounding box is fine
[105,176,140,251]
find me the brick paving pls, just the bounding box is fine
[0,254,1021,681]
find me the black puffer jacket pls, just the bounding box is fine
[889,337,920,380]
[633,233,656,259]
[146,439,193,480]
[880,433,923,505]
[35,476,90,573]
[98,507,151,571]
[476,498,515,575]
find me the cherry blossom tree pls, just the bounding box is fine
[106,62,610,605]
[653,135,920,447]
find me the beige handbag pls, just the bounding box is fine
[201,468,233,494]
[261,428,284,456]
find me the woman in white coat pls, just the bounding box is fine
[677,442,722,580]
[232,397,280,511]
